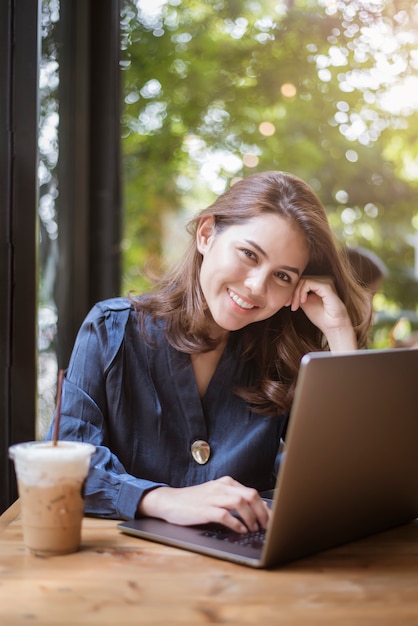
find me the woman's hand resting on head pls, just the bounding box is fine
[290,276,358,352]
[137,476,271,534]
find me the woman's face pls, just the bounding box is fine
[197,212,310,335]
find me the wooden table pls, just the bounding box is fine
[1,501,418,625]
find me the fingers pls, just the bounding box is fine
[139,477,271,534]
[290,275,335,311]
[208,476,271,533]
[290,275,347,323]
[288,276,357,351]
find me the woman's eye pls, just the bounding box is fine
[240,248,257,261]
[275,271,291,283]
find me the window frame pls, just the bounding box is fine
[0,0,122,514]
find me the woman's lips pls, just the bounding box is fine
[228,288,258,310]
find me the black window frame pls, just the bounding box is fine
[0,0,122,514]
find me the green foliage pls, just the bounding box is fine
[120,0,418,344]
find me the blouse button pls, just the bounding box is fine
[191,440,211,465]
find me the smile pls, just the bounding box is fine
[228,289,257,310]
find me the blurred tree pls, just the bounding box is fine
[120,0,418,336]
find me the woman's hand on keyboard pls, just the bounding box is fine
[137,476,271,534]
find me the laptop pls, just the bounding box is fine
[118,348,418,568]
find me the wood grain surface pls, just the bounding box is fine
[1,501,418,625]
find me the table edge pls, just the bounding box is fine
[0,499,21,532]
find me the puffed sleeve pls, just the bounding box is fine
[45,298,167,520]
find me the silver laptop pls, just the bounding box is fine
[118,348,418,568]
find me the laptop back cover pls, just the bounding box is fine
[262,348,418,567]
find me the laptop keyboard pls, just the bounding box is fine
[200,525,266,550]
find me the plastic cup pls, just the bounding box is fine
[9,440,95,556]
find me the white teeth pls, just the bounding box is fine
[228,290,255,310]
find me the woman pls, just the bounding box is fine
[47,171,371,534]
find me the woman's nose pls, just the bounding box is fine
[244,272,267,295]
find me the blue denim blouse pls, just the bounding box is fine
[46,298,288,520]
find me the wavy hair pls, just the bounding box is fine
[133,171,371,415]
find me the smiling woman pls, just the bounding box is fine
[196,212,309,333]
[46,171,371,536]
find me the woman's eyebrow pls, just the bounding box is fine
[244,239,301,276]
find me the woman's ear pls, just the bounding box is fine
[196,215,216,254]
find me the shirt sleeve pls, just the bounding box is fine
[45,299,167,520]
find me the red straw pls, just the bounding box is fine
[52,369,65,446]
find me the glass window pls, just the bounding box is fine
[38,0,60,439]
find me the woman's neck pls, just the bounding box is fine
[191,334,229,398]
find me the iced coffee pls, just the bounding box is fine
[9,440,95,556]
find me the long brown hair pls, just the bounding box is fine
[133,171,371,415]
